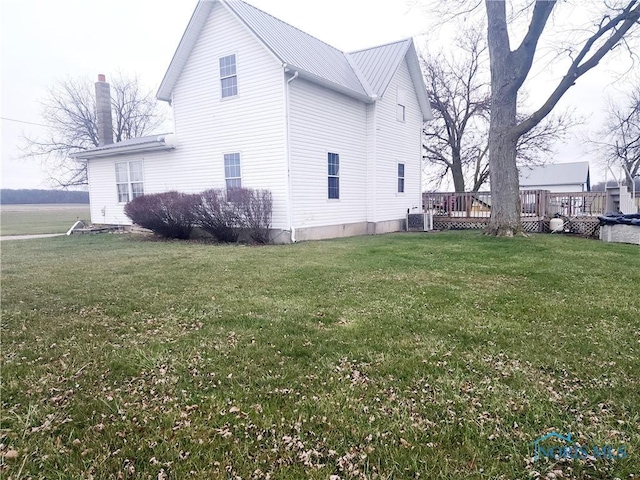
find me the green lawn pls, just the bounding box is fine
[1,232,638,479]
[0,204,90,236]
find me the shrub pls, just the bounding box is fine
[235,188,273,244]
[124,191,198,239]
[193,189,241,243]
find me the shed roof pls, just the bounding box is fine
[70,134,175,159]
[519,162,591,187]
[156,0,433,120]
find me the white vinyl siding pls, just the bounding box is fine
[374,58,423,221]
[288,78,367,228]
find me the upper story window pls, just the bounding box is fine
[219,54,238,98]
[396,87,406,122]
[328,152,340,199]
[224,153,242,191]
[397,163,405,193]
[115,160,144,203]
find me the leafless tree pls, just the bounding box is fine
[422,28,574,193]
[591,85,640,189]
[483,0,640,236]
[21,74,165,187]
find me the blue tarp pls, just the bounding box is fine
[598,213,640,226]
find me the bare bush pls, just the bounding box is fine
[193,189,241,243]
[124,191,198,239]
[235,188,273,244]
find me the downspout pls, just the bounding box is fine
[284,65,299,242]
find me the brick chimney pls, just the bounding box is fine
[95,74,114,146]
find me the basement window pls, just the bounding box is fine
[328,152,340,199]
[219,54,238,99]
[115,160,144,203]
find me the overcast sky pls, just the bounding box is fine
[1,0,637,190]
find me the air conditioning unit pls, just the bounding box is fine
[406,212,433,232]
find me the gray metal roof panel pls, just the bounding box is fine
[223,0,367,96]
[349,39,411,96]
[519,162,590,186]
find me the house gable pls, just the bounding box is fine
[349,40,432,122]
[169,0,288,225]
[157,0,433,121]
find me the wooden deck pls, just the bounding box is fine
[421,190,604,237]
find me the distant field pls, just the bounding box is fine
[0,203,91,236]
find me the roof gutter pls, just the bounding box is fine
[70,136,177,160]
[283,64,375,104]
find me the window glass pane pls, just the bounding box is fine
[398,178,405,193]
[221,76,238,98]
[115,163,129,183]
[131,183,144,198]
[396,104,405,122]
[129,161,143,182]
[328,153,339,176]
[219,55,236,77]
[398,163,405,177]
[328,177,339,199]
[117,184,130,203]
[226,178,242,190]
[224,153,241,178]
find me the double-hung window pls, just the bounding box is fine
[328,152,340,199]
[115,160,144,203]
[219,54,238,99]
[397,163,405,193]
[224,153,242,191]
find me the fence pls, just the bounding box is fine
[422,190,608,219]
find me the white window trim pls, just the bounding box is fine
[327,151,340,201]
[223,152,242,192]
[219,53,238,100]
[396,86,406,123]
[115,160,144,204]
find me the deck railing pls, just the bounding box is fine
[422,190,608,218]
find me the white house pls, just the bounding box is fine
[73,0,433,242]
[519,162,591,193]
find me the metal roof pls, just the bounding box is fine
[350,39,412,96]
[156,0,433,120]
[519,161,591,187]
[70,134,175,159]
[224,0,367,97]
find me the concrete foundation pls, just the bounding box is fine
[291,219,405,243]
[599,224,640,245]
[127,219,408,244]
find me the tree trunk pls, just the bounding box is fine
[484,0,527,236]
[486,109,521,236]
[451,154,466,193]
